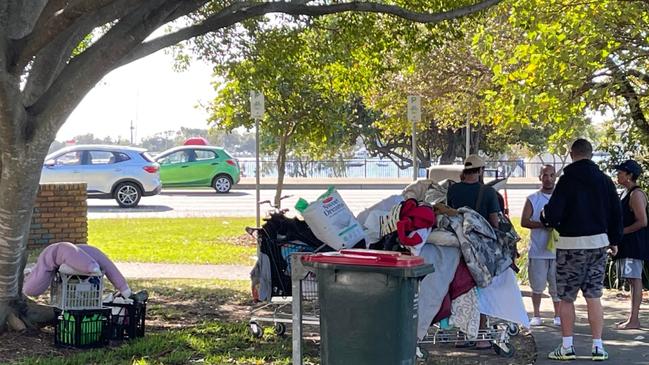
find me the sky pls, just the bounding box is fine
[57,50,216,142]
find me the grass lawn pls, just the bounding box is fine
[511,217,532,284]
[13,279,319,365]
[87,218,257,266]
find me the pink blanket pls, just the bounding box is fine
[23,242,130,297]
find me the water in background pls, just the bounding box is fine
[237,159,530,179]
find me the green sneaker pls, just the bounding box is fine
[592,346,608,361]
[548,345,577,360]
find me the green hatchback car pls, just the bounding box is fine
[154,146,240,193]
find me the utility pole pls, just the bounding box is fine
[465,119,470,159]
[130,120,135,145]
[407,95,421,181]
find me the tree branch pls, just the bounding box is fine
[118,0,503,68]
[606,58,649,136]
[11,0,122,71]
[627,69,649,85]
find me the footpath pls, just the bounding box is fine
[235,176,541,190]
[116,262,649,364]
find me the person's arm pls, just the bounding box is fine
[488,212,499,228]
[541,178,567,228]
[623,190,648,235]
[446,184,456,209]
[486,188,500,229]
[607,180,624,246]
[521,198,544,229]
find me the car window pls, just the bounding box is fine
[115,152,131,163]
[195,150,216,161]
[54,151,82,166]
[88,151,115,165]
[140,152,154,162]
[163,151,189,164]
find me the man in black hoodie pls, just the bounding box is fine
[542,139,623,361]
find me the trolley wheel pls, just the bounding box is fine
[416,346,429,361]
[274,323,286,336]
[507,323,520,336]
[249,322,263,338]
[493,341,516,358]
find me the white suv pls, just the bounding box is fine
[41,145,162,208]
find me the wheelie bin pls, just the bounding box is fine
[302,249,434,365]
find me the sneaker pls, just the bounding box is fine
[592,346,608,361]
[130,290,149,303]
[548,345,577,360]
[553,317,562,326]
[530,317,543,326]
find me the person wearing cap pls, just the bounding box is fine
[613,159,648,330]
[521,164,561,327]
[446,154,501,350]
[446,154,500,228]
[542,139,623,361]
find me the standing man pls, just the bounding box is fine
[542,139,623,361]
[447,154,501,350]
[521,165,561,326]
[447,154,500,229]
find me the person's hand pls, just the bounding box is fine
[608,245,618,256]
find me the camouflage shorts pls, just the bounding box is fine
[555,248,607,302]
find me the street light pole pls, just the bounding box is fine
[465,119,470,159]
[412,120,417,181]
[255,119,260,228]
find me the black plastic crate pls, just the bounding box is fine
[54,308,110,348]
[105,301,146,341]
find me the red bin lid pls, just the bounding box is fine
[301,249,425,267]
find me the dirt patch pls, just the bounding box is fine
[230,234,257,247]
[0,327,75,363]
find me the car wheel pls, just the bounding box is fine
[114,182,142,208]
[213,175,232,193]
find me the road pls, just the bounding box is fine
[88,187,536,219]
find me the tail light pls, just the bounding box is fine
[143,165,159,173]
[226,159,236,166]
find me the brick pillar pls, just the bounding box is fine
[29,183,88,249]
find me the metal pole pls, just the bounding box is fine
[412,120,417,181]
[465,119,471,158]
[255,118,261,229]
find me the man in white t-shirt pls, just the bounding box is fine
[521,165,560,326]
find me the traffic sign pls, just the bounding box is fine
[250,91,265,120]
[407,95,421,123]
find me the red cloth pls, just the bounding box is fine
[396,199,436,246]
[433,259,476,323]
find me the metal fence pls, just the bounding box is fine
[237,159,561,179]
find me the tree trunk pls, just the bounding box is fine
[0,139,52,331]
[274,134,289,208]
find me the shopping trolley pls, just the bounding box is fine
[247,196,326,338]
[418,318,518,359]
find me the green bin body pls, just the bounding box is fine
[303,249,434,365]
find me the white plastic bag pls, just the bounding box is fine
[296,187,367,250]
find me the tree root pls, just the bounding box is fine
[7,312,26,331]
[0,298,55,333]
